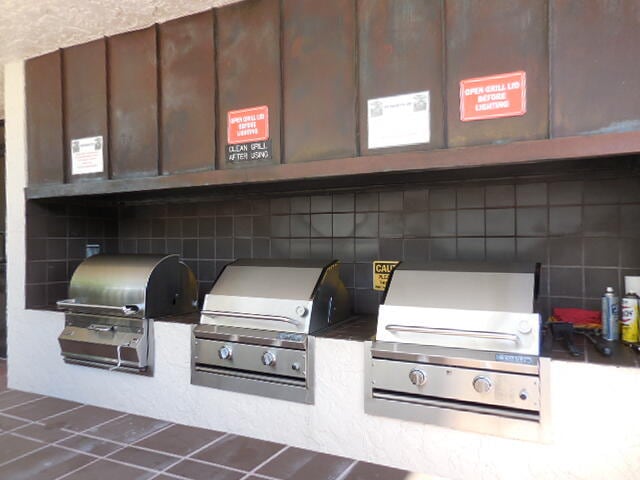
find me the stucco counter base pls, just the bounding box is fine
[5,310,640,480]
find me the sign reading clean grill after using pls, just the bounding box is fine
[71,136,104,175]
[226,139,273,163]
[226,106,272,163]
[367,91,430,149]
[460,71,526,122]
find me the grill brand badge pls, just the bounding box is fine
[373,261,400,292]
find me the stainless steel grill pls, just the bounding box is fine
[365,262,550,441]
[57,254,198,374]
[192,259,350,404]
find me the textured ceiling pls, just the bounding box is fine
[0,0,243,119]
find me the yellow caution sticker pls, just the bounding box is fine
[373,261,400,291]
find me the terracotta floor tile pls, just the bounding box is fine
[342,461,411,480]
[192,434,284,471]
[62,459,156,480]
[107,446,177,471]
[134,423,225,456]
[0,445,93,480]
[59,434,123,456]
[3,396,81,421]
[84,414,171,444]
[0,413,28,432]
[257,447,353,480]
[0,433,43,464]
[13,422,75,443]
[0,390,42,410]
[167,459,244,480]
[44,404,124,432]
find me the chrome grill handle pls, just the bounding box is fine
[201,309,301,326]
[385,324,520,344]
[87,324,114,332]
[57,299,141,316]
[122,305,140,315]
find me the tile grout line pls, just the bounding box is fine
[335,459,359,480]
[96,421,177,464]
[0,394,48,412]
[1,410,169,479]
[2,395,351,480]
[151,432,268,477]
[152,432,232,475]
[63,411,130,434]
[0,442,52,468]
[29,403,88,423]
[238,445,290,480]
[147,432,238,480]
[52,455,103,480]
[53,421,178,480]
[151,432,283,479]
[10,429,77,446]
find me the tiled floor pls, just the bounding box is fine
[0,360,423,480]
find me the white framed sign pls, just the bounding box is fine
[71,136,104,175]
[367,91,430,149]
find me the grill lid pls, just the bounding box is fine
[208,259,330,301]
[57,254,198,318]
[201,259,350,334]
[377,262,540,355]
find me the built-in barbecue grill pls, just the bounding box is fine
[57,254,198,374]
[365,262,550,441]
[192,259,350,404]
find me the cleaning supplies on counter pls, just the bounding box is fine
[601,287,619,341]
[621,291,640,344]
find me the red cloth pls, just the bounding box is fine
[552,308,600,326]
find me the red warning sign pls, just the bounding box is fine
[460,71,526,122]
[227,105,269,145]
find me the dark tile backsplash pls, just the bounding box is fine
[25,165,640,319]
[25,202,118,308]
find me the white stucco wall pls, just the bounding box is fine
[6,61,640,480]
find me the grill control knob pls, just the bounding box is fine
[295,306,308,317]
[262,351,276,367]
[518,320,532,334]
[218,346,233,361]
[408,368,427,387]
[472,376,493,394]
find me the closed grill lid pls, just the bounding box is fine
[377,262,541,355]
[201,259,350,334]
[208,259,330,302]
[58,254,197,318]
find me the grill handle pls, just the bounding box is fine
[56,299,140,316]
[385,324,520,344]
[201,309,300,326]
[87,324,115,332]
